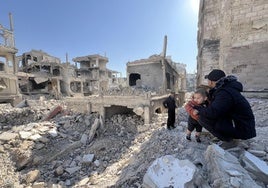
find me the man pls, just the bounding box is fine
[194,69,256,147]
[163,91,177,130]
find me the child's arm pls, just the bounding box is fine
[184,101,199,120]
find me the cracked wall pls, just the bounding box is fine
[127,55,186,94]
[197,0,268,94]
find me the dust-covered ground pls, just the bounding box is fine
[0,97,267,188]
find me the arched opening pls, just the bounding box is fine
[155,107,162,114]
[105,105,135,119]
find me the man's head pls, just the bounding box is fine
[205,69,226,81]
[170,91,175,96]
[205,69,226,88]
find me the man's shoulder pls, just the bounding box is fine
[217,86,235,94]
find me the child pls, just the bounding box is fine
[184,88,208,142]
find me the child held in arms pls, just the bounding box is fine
[184,88,208,142]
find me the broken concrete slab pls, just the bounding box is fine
[143,155,196,188]
[240,151,268,184]
[204,144,262,188]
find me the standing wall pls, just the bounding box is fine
[197,0,268,93]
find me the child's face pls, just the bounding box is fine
[193,93,206,105]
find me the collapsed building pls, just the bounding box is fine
[16,50,63,97]
[197,0,268,97]
[1,11,186,124]
[69,54,123,96]
[65,58,186,124]
[16,51,124,98]
[65,36,187,124]
[0,13,21,106]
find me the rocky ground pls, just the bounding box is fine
[0,96,267,188]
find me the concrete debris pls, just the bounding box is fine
[0,132,18,141]
[15,99,29,108]
[143,155,196,188]
[0,97,267,187]
[88,117,101,143]
[43,105,63,121]
[204,144,261,188]
[133,106,144,116]
[25,170,40,184]
[240,151,268,184]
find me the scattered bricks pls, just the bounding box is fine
[54,166,64,176]
[25,170,40,184]
[0,132,18,141]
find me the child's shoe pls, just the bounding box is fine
[186,134,191,141]
[195,135,201,143]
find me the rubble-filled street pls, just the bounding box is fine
[1,0,268,187]
[0,96,267,188]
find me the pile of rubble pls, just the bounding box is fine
[102,86,157,96]
[0,97,267,187]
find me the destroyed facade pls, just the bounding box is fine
[127,55,186,94]
[197,0,268,97]
[16,51,124,98]
[65,52,186,124]
[16,50,63,97]
[71,54,122,96]
[0,13,21,106]
[1,13,187,124]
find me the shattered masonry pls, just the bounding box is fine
[1,13,187,124]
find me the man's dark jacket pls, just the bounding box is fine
[163,96,177,112]
[163,95,177,128]
[196,76,256,140]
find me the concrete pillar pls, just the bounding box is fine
[12,54,17,73]
[81,81,84,95]
[100,106,105,121]
[144,106,151,125]
[96,58,99,67]
[57,79,60,94]
[87,102,92,113]
[161,59,166,93]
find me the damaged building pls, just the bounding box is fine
[16,51,125,98]
[4,11,186,124]
[0,13,21,106]
[197,0,268,97]
[16,50,63,98]
[127,55,186,94]
[127,36,186,94]
[70,54,124,96]
[65,37,187,124]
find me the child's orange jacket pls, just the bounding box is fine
[184,100,200,121]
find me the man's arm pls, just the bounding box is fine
[163,98,168,108]
[196,90,233,119]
